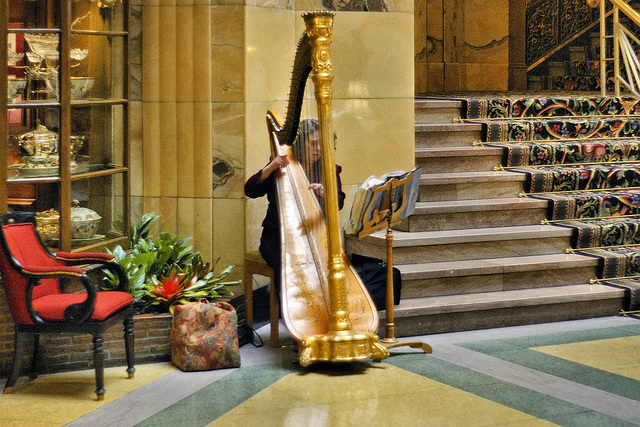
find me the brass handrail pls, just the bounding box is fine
[590,0,640,96]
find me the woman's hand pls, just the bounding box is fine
[309,183,323,197]
[270,154,289,170]
[260,154,289,182]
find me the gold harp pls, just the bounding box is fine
[266,12,389,366]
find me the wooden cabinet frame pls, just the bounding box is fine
[2,0,130,252]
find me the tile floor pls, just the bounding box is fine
[2,315,640,426]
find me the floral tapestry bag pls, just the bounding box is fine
[170,300,241,371]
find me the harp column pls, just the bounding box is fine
[299,12,388,366]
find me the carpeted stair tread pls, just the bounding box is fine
[411,197,547,214]
[357,224,572,247]
[530,188,640,220]
[600,276,640,311]
[492,138,640,167]
[461,95,640,119]
[395,253,597,280]
[576,244,640,278]
[553,217,640,248]
[482,117,640,142]
[510,163,640,193]
[421,170,527,185]
[391,284,623,316]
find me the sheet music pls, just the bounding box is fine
[346,167,422,237]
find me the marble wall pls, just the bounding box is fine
[415,0,509,93]
[133,0,415,285]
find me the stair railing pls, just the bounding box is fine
[591,0,640,96]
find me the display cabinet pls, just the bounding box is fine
[1,0,130,252]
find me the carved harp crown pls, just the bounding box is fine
[266,31,313,147]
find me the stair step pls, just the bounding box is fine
[345,224,573,264]
[396,253,597,298]
[415,99,463,124]
[419,171,526,201]
[397,198,547,231]
[380,284,624,336]
[415,146,503,173]
[415,123,483,148]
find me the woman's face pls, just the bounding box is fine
[306,131,320,163]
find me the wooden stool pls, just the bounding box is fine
[244,250,279,347]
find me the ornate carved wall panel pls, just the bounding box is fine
[525,0,598,65]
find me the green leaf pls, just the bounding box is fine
[132,212,160,241]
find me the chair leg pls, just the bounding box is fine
[124,317,135,379]
[28,333,39,379]
[244,269,254,328]
[4,329,29,394]
[92,335,105,400]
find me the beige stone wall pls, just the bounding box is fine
[133,0,415,285]
[415,0,509,93]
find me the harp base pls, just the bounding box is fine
[297,331,390,367]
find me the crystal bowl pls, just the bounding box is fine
[70,77,95,99]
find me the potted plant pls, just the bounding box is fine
[100,213,241,314]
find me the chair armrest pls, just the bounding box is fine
[55,252,129,293]
[22,267,97,324]
[55,251,115,264]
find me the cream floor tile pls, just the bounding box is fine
[533,335,640,381]
[209,363,553,427]
[208,405,344,427]
[270,364,442,404]
[0,363,176,426]
[324,389,554,427]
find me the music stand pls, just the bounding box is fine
[351,168,431,353]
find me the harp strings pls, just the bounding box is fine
[294,77,323,206]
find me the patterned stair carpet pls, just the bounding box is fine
[462,95,640,120]
[459,93,640,310]
[554,217,640,248]
[513,163,640,193]
[501,139,640,167]
[485,117,640,142]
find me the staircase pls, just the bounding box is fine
[344,96,627,337]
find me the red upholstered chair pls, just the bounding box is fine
[0,213,135,400]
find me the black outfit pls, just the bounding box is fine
[244,162,345,294]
